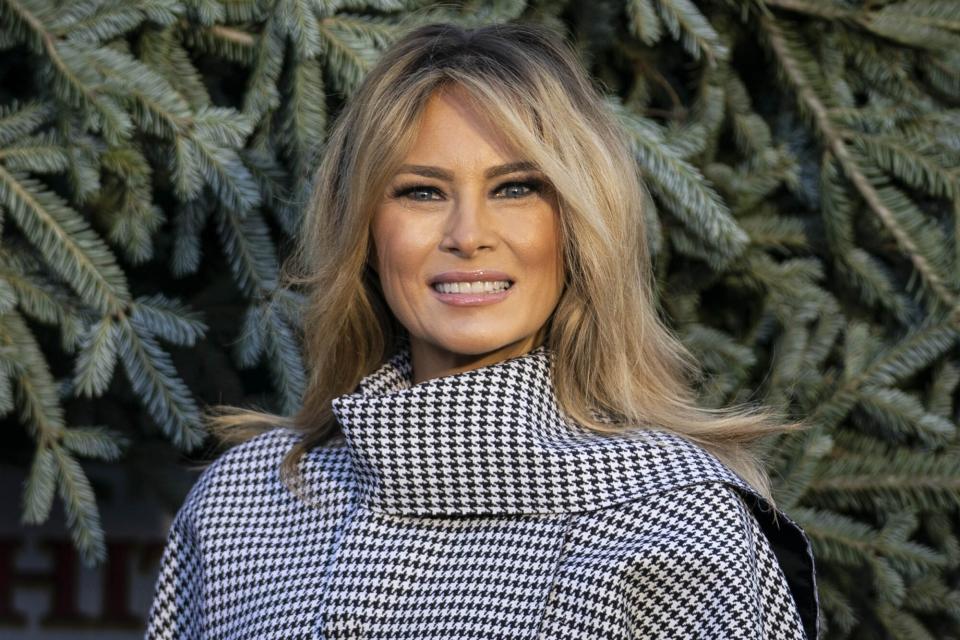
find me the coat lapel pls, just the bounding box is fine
[333,343,769,516]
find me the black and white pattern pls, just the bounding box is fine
[146,344,820,639]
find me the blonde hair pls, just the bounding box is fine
[207,20,810,507]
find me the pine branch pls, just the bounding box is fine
[801,295,844,371]
[627,0,663,45]
[927,361,959,419]
[187,106,262,214]
[875,602,939,638]
[655,0,729,64]
[903,566,960,615]
[182,0,224,26]
[853,133,959,200]
[0,99,55,147]
[769,423,835,510]
[73,316,120,398]
[21,444,56,524]
[275,0,322,59]
[169,195,210,276]
[924,51,960,100]
[219,0,265,24]
[741,252,827,323]
[610,99,750,261]
[117,318,205,450]
[682,323,755,403]
[861,2,960,52]
[0,311,110,564]
[241,148,298,236]
[839,249,915,325]
[0,2,134,143]
[810,446,960,512]
[761,16,960,323]
[737,212,808,252]
[316,13,387,97]
[139,27,211,110]
[60,125,102,205]
[0,130,71,173]
[762,0,858,20]
[861,317,959,388]
[242,15,284,119]
[792,506,947,574]
[0,310,65,440]
[131,293,207,347]
[181,21,257,64]
[816,576,859,633]
[277,56,327,175]
[0,245,86,345]
[766,0,960,52]
[808,316,958,437]
[52,444,105,566]
[725,75,773,154]
[663,84,725,159]
[767,319,811,394]
[829,27,928,106]
[260,300,306,415]
[84,43,192,138]
[0,356,16,418]
[47,0,179,44]
[668,224,728,270]
[821,153,916,324]
[60,425,126,460]
[0,166,130,313]
[234,303,265,367]
[855,385,956,446]
[215,205,279,296]
[98,146,164,263]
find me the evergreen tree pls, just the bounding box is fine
[1,1,959,637]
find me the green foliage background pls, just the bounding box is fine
[2,0,960,637]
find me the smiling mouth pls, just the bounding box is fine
[430,280,514,294]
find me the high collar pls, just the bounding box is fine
[330,343,755,516]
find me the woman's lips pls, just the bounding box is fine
[429,283,515,306]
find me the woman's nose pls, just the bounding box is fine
[440,197,497,257]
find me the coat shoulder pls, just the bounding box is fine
[174,428,353,531]
[562,481,817,639]
[722,481,821,639]
[146,429,352,639]
[648,480,821,640]
[583,480,762,547]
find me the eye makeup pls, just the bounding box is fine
[388,176,550,202]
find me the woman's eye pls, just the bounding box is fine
[497,181,540,198]
[390,180,543,202]
[394,186,441,201]
[406,187,437,201]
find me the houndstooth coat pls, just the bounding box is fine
[146,343,820,639]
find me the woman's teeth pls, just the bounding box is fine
[433,280,512,294]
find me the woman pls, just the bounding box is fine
[146,21,820,640]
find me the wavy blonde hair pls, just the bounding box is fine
[208,20,809,507]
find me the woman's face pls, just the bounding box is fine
[370,87,565,381]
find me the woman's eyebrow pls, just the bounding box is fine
[395,161,538,181]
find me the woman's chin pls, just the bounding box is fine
[425,332,532,358]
